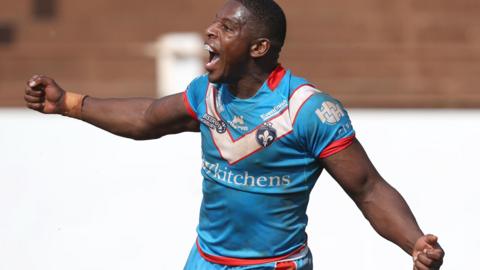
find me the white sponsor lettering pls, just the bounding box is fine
[261,100,288,121]
[336,123,352,135]
[202,159,291,188]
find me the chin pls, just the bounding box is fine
[207,73,220,83]
[207,72,227,84]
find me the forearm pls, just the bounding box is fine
[25,75,197,139]
[80,96,156,139]
[355,178,424,255]
[77,93,198,139]
[323,140,444,267]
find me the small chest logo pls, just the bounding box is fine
[201,114,227,134]
[256,122,277,148]
[228,115,248,131]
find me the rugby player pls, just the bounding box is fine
[24,0,444,269]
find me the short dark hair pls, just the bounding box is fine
[235,0,287,54]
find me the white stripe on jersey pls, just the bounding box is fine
[206,84,321,165]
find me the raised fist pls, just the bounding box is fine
[412,234,444,270]
[24,75,66,114]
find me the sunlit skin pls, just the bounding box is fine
[24,1,444,269]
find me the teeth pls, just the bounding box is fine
[204,44,214,53]
[204,44,220,66]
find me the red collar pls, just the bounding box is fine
[266,65,286,91]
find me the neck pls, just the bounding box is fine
[227,62,277,99]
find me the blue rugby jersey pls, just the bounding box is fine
[183,66,355,264]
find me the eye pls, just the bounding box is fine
[222,23,232,32]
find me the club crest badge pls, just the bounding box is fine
[256,122,277,148]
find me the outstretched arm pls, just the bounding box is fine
[24,75,199,140]
[322,138,444,269]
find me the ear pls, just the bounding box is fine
[250,38,271,58]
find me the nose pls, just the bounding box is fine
[205,23,218,40]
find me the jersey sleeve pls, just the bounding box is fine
[182,74,209,120]
[295,93,355,159]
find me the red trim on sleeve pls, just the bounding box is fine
[275,261,297,270]
[196,239,305,267]
[182,91,197,120]
[318,135,355,159]
[267,65,286,90]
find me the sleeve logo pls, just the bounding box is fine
[315,101,345,124]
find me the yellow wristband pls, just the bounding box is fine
[62,92,87,119]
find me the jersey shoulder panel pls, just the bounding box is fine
[292,89,355,158]
[184,74,210,116]
[267,69,310,100]
[287,72,312,97]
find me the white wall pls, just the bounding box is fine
[0,109,478,270]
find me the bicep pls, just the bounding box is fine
[144,92,199,138]
[321,138,382,200]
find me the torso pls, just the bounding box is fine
[184,67,354,258]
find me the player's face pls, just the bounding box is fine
[204,0,255,84]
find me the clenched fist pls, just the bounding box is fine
[25,75,86,118]
[412,234,444,270]
[24,75,66,114]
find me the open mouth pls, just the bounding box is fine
[205,44,220,69]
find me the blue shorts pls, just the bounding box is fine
[183,243,313,270]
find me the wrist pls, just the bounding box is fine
[410,233,426,256]
[397,230,423,256]
[61,92,87,119]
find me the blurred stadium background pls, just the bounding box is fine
[1,0,479,269]
[1,0,480,106]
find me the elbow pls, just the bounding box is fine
[351,175,381,208]
[122,121,164,141]
[132,125,168,141]
[129,128,164,141]
[130,134,151,141]
[130,134,164,141]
